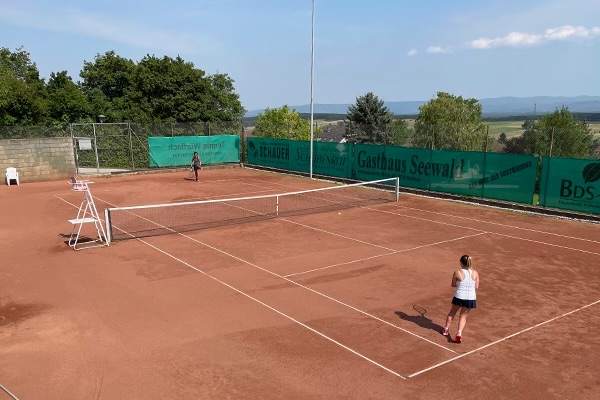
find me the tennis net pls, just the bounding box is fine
[104,177,399,242]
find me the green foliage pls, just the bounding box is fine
[345,92,395,144]
[203,74,246,121]
[498,132,507,144]
[413,92,484,150]
[505,107,594,158]
[0,47,244,127]
[253,105,313,140]
[0,47,48,125]
[47,71,91,123]
[392,118,412,146]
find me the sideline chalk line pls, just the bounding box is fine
[56,194,409,378]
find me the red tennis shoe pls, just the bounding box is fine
[455,334,462,343]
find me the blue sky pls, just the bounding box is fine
[1,0,599,111]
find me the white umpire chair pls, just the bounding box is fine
[67,177,109,250]
[5,167,19,186]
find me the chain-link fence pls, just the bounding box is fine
[0,121,246,173]
[3,120,598,173]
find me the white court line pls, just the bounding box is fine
[282,219,397,251]
[246,175,598,246]
[284,232,487,278]
[55,195,407,379]
[391,203,600,244]
[87,194,458,355]
[365,207,600,256]
[486,231,600,256]
[0,385,20,400]
[408,298,600,378]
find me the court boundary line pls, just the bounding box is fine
[55,179,596,379]
[366,207,600,256]
[408,298,600,378]
[245,176,598,244]
[390,203,600,244]
[0,385,20,400]
[54,195,408,379]
[282,219,397,252]
[71,193,459,355]
[284,232,487,278]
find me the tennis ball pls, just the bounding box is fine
[338,212,341,215]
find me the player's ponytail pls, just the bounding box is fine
[460,255,473,270]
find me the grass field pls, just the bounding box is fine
[486,120,600,139]
[313,119,600,140]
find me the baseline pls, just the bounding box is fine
[408,298,600,378]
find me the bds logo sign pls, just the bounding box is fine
[560,162,600,201]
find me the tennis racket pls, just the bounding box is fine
[413,305,427,317]
[188,168,195,179]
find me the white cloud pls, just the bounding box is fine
[426,46,452,54]
[407,49,417,56]
[544,25,600,40]
[470,25,600,49]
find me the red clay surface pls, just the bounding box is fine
[1,167,599,399]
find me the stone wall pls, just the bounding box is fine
[0,138,76,183]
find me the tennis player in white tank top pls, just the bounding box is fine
[442,255,479,343]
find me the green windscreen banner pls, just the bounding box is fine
[288,141,352,178]
[247,138,353,178]
[246,138,538,205]
[148,135,240,167]
[540,157,600,215]
[246,138,290,169]
[353,145,536,203]
[479,153,537,204]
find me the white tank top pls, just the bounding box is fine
[454,268,476,300]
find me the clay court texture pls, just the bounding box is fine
[1,167,599,399]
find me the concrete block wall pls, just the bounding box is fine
[0,138,76,183]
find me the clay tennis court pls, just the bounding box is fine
[1,167,599,399]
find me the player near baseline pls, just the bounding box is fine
[442,255,479,343]
[191,151,202,182]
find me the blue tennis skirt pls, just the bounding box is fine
[452,297,476,308]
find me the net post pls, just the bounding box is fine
[104,209,112,244]
[395,177,400,201]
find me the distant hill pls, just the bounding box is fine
[245,96,600,117]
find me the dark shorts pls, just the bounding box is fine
[193,164,201,170]
[452,297,476,308]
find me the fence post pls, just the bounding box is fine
[129,123,134,170]
[484,125,489,152]
[70,123,80,175]
[93,123,100,174]
[431,126,435,150]
[549,127,555,157]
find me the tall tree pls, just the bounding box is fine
[344,92,395,144]
[0,47,48,125]
[253,105,312,140]
[46,71,91,123]
[203,73,245,121]
[413,92,484,150]
[123,55,244,123]
[79,51,136,121]
[504,107,594,158]
[392,118,412,146]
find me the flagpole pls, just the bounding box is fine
[309,0,315,179]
